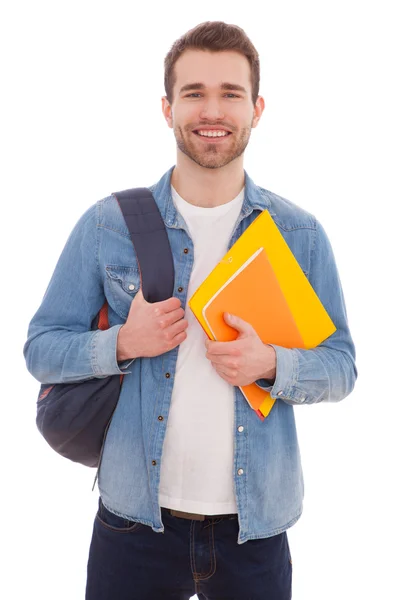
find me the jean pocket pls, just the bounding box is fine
[96,499,143,534]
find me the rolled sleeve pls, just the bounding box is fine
[92,325,135,376]
[255,344,298,400]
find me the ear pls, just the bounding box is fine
[251,96,265,128]
[161,96,174,129]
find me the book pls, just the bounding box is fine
[189,210,336,420]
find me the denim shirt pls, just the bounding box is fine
[24,166,357,544]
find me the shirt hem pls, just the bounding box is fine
[237,508,303,545]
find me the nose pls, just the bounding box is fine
[199,97,225,121]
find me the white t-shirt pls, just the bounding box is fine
[158,184,244,515]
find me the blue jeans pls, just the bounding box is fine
[85,497,292,599]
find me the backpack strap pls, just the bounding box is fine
[113,187,175,304]
[93,187,174,330]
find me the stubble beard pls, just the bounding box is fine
[173,123,252,169]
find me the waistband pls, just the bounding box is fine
[161,507,238,522]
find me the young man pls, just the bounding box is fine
[24,21,357,600]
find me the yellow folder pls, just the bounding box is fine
[189,209,336,420]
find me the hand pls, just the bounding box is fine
[205,312,276,387]
[117,289,189,360]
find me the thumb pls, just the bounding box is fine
[127,288,146,315]
[132,287,145,303]
[223,312,253,335]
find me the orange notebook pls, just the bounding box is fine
[202,248,306,414]
[203,248,305,347]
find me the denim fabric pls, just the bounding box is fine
[24,166,357,544]
[86,497,292,599]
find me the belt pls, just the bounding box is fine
[162,507,237,522]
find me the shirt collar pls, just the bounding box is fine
[149,165,272,228]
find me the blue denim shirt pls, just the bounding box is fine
[24,166,357,544]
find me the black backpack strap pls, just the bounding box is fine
[112,187,175,303]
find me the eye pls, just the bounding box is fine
[184,93,241,99]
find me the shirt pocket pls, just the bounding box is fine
[105,265,141,320]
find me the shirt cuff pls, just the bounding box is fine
[255,344,297,400]
[118,358,136,370]
[92,325,135,376]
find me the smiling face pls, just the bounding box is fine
[162,50,264,170]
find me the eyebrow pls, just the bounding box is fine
[179,82,247,94]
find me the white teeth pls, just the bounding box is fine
[197,130,229,137]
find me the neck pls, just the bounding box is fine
[170,151,245,208]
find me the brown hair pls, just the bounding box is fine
[164,21,260,106]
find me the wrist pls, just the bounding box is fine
[261,344,276,380]
[117,325,133,361]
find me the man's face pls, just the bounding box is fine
[162,50,264,170]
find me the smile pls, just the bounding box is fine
[193,130,232,142]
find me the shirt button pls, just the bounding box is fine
[152,460,157,466]
[178,286,184,293]
[238,426,244,432]
[238,469,244,476]
[183,248,189,254]
[165,372,171,378]
[158,416,164,421]
[277,390,284,396]
[128,284,135,291]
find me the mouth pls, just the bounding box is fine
[192,129,232,143]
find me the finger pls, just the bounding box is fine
[213,364,236,382]
[206,341,240,355]
[153,296,182,315]
[207,354,238,369]
[213,362,237,377]
[158,306,185,328]
[165,318,189,339]
[131,287,145,302]
[166,328,188,351]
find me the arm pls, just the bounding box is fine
[256,219,357,405]
[23,202,132,384]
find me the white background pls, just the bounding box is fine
[2,1,399,598]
